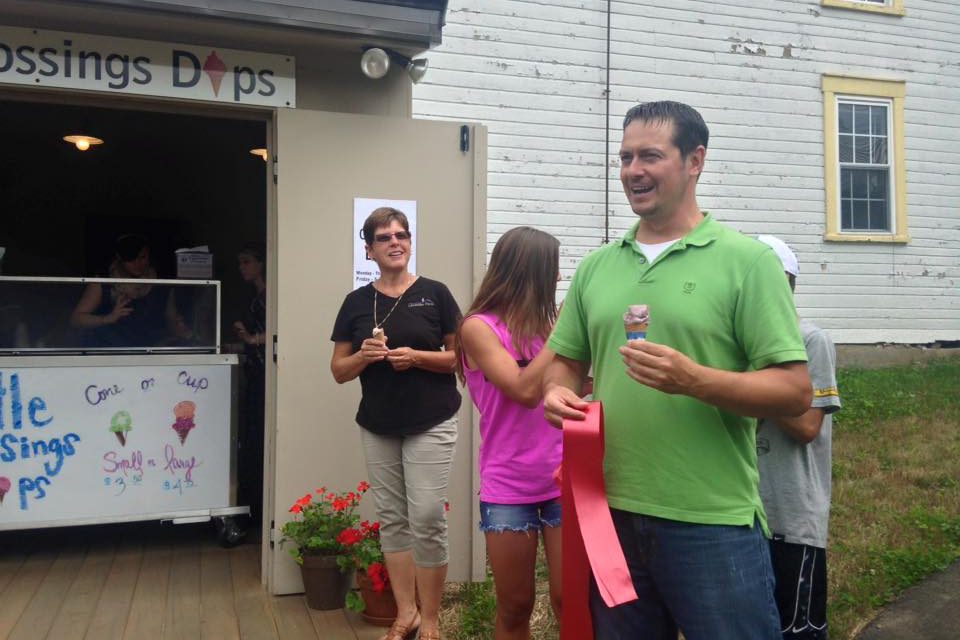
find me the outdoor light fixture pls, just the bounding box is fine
[250,148,268,161]
[63,134,104,151]
[360,46,429,84]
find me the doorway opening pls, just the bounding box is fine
[0,95,269,545]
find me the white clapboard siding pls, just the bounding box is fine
[414,0,960,344]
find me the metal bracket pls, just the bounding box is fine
[459,125,470,153]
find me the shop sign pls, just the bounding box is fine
[0,26,295,108]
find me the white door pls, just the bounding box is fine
[267,109,486,594]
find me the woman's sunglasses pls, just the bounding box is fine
[372,231,411,243]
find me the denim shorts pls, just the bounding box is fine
[479,498,562,533]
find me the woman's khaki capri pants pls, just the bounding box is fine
[359,417,457,567]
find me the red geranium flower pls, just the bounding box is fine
[337,528,364,546]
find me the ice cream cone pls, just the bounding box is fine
[173,402,196,445]
[110,410,133,447]
[623,305,650,341]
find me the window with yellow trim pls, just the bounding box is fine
[822,76,908,243]
[821,0,905,16]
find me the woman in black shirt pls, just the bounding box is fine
[331,207,460,640]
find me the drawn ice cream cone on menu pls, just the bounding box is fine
[0,477,10,505]
[203,51,227,96]
[623,304,649,341]
[109,410,133,447]
[172,401,197,445]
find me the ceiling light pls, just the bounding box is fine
[63,134,104,151]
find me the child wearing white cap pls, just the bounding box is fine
[756,235,842,640]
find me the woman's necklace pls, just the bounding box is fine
[372,275,414,338]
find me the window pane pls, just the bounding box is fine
[841,169,852,197]
[871,137,888,164]
[839,134,854,162]
[855,135,871,163]
[852,169,869,198]
[841,198,852,230]
[871,106,887,135]
[854,105,870,134]
[853,199,869,229]
[869,199,889,231]
[839,103,853,133]
[868,170,887,199]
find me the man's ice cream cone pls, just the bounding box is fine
[623,305,650,341]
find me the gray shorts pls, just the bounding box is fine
[360,417,458,567]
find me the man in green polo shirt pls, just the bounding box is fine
[544,101,812,640]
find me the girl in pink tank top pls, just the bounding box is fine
[456,226,562,637]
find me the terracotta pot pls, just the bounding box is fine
[357,569,398,626]
[300,554,349,610]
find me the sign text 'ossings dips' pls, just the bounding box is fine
[0,26,295,108]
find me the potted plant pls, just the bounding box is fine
[341,519,398,626]
[280,481,369,610]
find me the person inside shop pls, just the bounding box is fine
[456,226,563,640]
[331,207,461,640]
[233,241,267,525]
[70,233,190,348]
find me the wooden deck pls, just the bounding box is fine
[0,521,383,640]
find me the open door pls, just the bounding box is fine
[267,109,486,594]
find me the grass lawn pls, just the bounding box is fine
[440,358,960,639]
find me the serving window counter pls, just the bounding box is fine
[0,276,247,542]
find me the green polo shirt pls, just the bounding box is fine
[548,214,807,530]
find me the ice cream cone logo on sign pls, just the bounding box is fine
[109,410,133,447]
[172,401,197,445]
[0,477,10,505]
[203,51,227,96]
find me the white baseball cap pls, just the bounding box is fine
[756,235,799,277]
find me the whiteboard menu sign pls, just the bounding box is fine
[0,357,235,528]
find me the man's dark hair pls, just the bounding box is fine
[623,101,709,157]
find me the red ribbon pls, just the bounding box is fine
[561,401,638,640]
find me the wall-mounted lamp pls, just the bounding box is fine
[250,148,268,162]
[63,134,104,151]
[360,47,429,84]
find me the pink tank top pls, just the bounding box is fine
[462,313,562,503]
